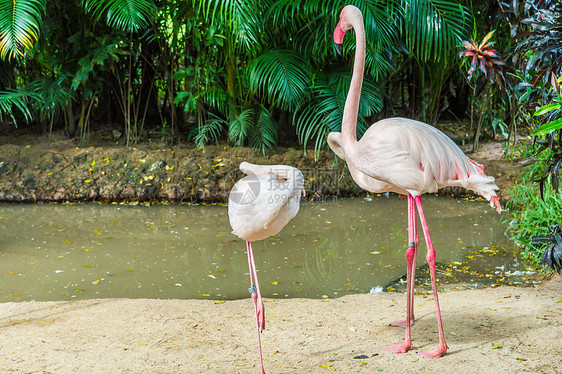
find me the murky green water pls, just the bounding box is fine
[0,196,532,302]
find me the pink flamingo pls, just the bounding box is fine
[329,5,501,357]
[228,162,305,373]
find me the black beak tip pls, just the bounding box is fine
[334,42,343,55]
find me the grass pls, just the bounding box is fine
[505,143,562,268]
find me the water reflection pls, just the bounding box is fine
[0,196,531,302]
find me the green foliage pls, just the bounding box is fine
[532,95,562,136]
[250,107,278,155]
[0,89,36,125]
[0,0,484,152]
[28,76,73,123]
[194,114,226,149]
[83,0,157,32]
[403,0,469,63]
[72,37,125,91]
[246,49,312,110]
[294,72,383,153]
[0,0,46,60]
[507,180,562,267]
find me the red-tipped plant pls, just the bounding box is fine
[459,30,506,89]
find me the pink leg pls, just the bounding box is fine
[392,194,418,327]
[414,196,448,358]
[246,241,266,373]
[384,194,417,353]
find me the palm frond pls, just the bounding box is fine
[266,0,397,78]
[228,109,254,146]
[195,0,262,52]
[83,0,157,32]
[402,0,470,63]
[250,106,278,154]
[0,0,45,61]
[28,76,73,123]
[246,49,312,110]
[294,72,383,153]
[195,114,227,148]
[0,88,37,126]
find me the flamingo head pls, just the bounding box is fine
[333,5,360,54]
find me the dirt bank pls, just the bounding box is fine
[0,132,521,203]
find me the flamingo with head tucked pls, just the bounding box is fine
[329,5,501,357]
[228,162,305,373]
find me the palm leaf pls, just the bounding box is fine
[295,72,383,153]
[246,49,312,110]
[0,0,45,60]
[228,109,254,146]
[0,88,37,125]
[402,0,469,63]
[195,0,261,52]
[195,114,227,148]
[28,76,73,122]
[266,0,398,79]
[250,106,278,154]
[83,0,156,32]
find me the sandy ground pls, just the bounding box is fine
[0,277,560,374]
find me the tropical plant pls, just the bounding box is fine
[531,224,562,275]
[532,93,562,136]
[0,0,46,61]
[459,30,507,151]
[0,89,36,125]
[507,173,562,268]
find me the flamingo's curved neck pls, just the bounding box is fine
[341,10,366,149]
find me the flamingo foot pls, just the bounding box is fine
[390,318,415,327]
[419,343,448,358]
[383,342,412,354]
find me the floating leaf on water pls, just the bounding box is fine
[74,289,85,292]
[201,293,210,297]
[269,281,279,285]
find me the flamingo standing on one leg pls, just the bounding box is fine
[329,5,501,357]
[228,162,305,373]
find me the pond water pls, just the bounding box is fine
[0,196,533,302]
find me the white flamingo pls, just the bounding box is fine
[228,162,305,373]
[329,5,501,357]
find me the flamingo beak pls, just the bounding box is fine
[333,21,345,54]
[334,42,343,54]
